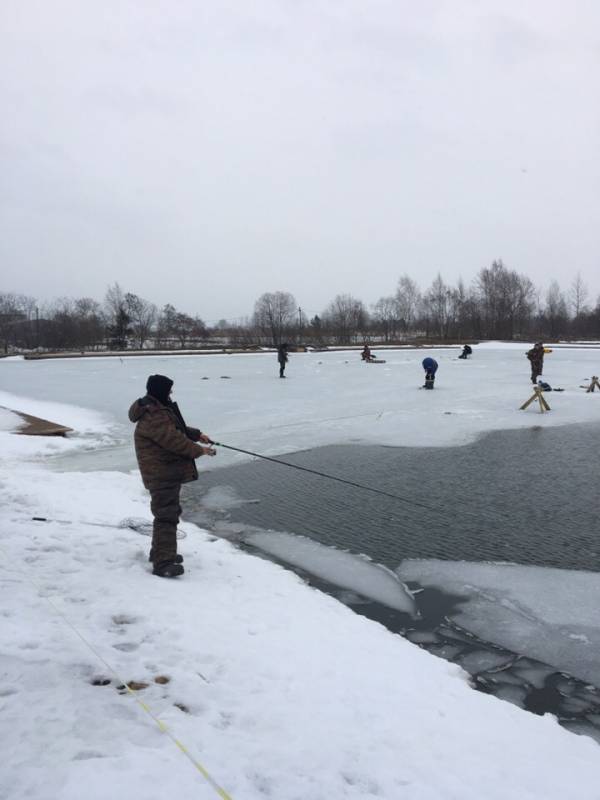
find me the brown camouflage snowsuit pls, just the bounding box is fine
[526,344,544,384]
[128,396,205,565]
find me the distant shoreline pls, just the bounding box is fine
[2,340,599,360]
[11,344,465,360]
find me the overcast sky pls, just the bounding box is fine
[1,1,599,322]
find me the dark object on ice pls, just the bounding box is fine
[129,375,216,571]
[152,559,185,578]
[537,380,553,392]
[526,342,544,384]
[278,343,289,378]
[361,345,386,363]
[422,357,438,389]
[2,406,73,437]
[458,345,472,359]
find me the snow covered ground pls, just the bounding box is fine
[1,343,600,799]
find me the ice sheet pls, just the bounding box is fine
[397,559,600,686]
[244,529,417,616]
[2,344,600,472]
[3,346,600,796]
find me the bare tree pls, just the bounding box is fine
[104,283,131,350]
[544,281,569,339]
[569,272,589,318]
[322,294,368,344]
[423,274,452,339]
[0,292,37,352]
[253,291,297,346]
[475,260,534,339]
[125,293,157,349]
[395,275,421,334]
[372,296,400,342]
[157,303,206,348]
[307,314,324,346]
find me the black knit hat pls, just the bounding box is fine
[146,374,173,404]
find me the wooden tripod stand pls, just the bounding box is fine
[520,385,551,413]
[586,376,600,393]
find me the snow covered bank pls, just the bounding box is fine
[1,393,600,796]
[0,406,21,432]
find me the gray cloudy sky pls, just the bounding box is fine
[1,1,599,321]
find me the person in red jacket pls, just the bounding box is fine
[128,374,215,578]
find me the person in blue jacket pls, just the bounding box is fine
[422,357,438,389]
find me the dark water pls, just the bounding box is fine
[187,424,600,572]
[183,422,600,740]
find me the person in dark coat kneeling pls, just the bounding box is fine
[129,374,216,578]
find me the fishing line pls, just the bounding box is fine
[210,441,515,529]
[211,442,436,512]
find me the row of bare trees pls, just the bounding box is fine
[0,284,207,354]
[2,264,599,353]
[247,262,599,346]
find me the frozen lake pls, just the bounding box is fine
[2,344,600,739]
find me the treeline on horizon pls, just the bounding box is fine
[1,260,599,354]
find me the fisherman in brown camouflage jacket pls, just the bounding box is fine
[129,374,215,578]
[526,342,545,385]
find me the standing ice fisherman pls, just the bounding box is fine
[422,357,438,389]
[526,342,545,384]
[128,374,216,578]
[278,342,289,378]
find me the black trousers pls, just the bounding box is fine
[530,364,543,383]
[149,482,181,564]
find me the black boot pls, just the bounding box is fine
[149,549,183,564]
[152,560,185,578]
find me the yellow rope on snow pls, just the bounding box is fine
[1,549,234,800]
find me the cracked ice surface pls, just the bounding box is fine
[397,559,600,686]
